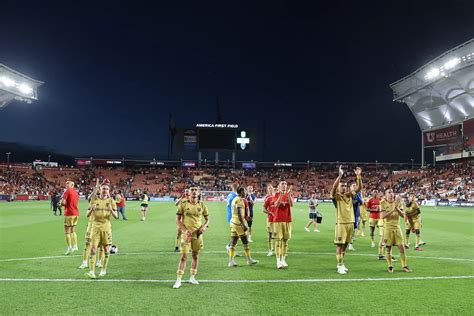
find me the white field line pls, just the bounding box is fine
[0,251,473,263]
[0,276,473,284]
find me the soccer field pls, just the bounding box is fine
[0,201,473,314]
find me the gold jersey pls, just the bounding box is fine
[405,201,420,218]
[231,196,246,225]
[177,200,209,232]
[89,197,116,231]
[332,192,355,224]
[380,199,402,229]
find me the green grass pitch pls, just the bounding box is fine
[0,201,473,314]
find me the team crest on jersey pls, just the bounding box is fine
[197,207,202,212]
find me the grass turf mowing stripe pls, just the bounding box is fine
[1,275,473,283]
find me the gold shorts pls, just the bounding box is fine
[91,229,113,247]
[230,222,247,238]
[272,222,292,241]
[383,227,403,246]
[360,208,368,221]
[334,223,354,244]
[64,216,79,227]
[406,216,421,230]
[369,217,381,228]
[266,219,273,233]
[180,231,203,254]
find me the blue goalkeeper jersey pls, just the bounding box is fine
[226,191,237,224]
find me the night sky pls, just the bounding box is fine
[1,1,473,163]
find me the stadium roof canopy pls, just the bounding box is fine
[390,39,474,131]
[0,64,43,109]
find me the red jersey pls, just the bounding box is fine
[264,195,275,222]
[273,192,292,222]
[366,197,381,219]
[116,195,125,207]
[63,187,79,216]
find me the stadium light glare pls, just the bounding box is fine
[18,83,33,95]
[0,76,15,87]
[444,58,460,69]
[426,68,440,80]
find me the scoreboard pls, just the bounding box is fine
[197,124,257,151]
[173,124,257,152]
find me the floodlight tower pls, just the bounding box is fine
[0,64,43,109]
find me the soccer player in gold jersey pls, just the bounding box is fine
[173,186,209,289]
[331,165,362,274]
[85,184,118,279]
[228,187,259,267]
[379,189,412,273]
[404,193,426,250]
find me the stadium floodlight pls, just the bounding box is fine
[0,64,43,109]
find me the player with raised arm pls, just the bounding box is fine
[331,165,362,274]
[273,181,293,269]
[174,189,189,252]
[227,187,258,267]
[263,185,276,256]
[85,183,118,278]
[379,189,412,273]
[173,186,209,289]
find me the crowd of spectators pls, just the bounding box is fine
[1,162,472,201]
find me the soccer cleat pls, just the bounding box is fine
[371,242,375,248]
[96,261,102,268]
[391,257,397,262]
[388,266,394,273]
[415,246,423,251]
[228,259,239,267]
[314,229,320,233]
[189,276,199,285]
[277,262,284,269]
[99,270,107,277]
[337,265,347,275]
[248,238,253,243]
[378,255,386,260]
[85,271,96,279]
[65,248,72,255]
[419,241,426,246]
[78,262,88,269]
[348,244,355,251]
[266,250,273,257]
[281,257,288,267]
[304,227,310,232]
[404,244,409,249]
[72,246,79,252]
[402,266,413,273]
[341,264,348,272]
[174,247,179,253]
[173,279,182,289]
[247,257,259,265]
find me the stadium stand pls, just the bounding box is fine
[0,162,472,201]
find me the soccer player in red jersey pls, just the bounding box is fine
[367,190,385,259]
[273,181,293,269]
[60,180,79,255]
[263,185,276,256]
